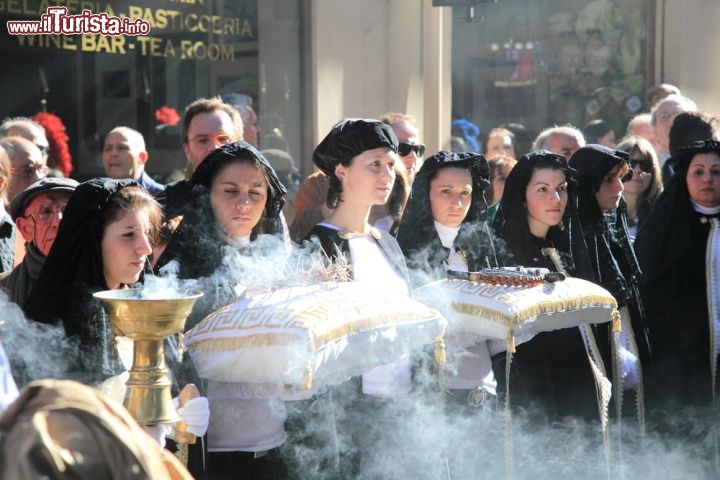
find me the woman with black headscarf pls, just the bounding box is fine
[154,141,300,479]
[25,178,158,385]
[23,178,210,477]
[492,151,610,422]
[395,150,503,408]
[570,144,649,420]
[636,140,720,408]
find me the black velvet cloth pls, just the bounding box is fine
[312,119,398,176]
[395,150,499,283]
[635,139,720,406]
[570,145,652,370]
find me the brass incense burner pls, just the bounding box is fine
[94,289,202,426]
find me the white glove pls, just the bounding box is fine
[143,424,173,448]
[173,395,210,437]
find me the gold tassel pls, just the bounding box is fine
[435,339,446,365]
[301,362,313,389]
[506,332,516,354]
[612,309,622,333]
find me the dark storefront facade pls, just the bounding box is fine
[0,0,304,180]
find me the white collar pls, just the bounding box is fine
[691,199,720,216]
[434,221,460,249]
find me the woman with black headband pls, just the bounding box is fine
[570,144,649,423]
[636,139,720,410]
[492,151,610,422]
[395,150,503,410]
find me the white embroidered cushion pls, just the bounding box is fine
[414,277,618,343]
[184,282,447,387]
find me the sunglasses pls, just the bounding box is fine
[398,142,426,157]
[629,159,654,174]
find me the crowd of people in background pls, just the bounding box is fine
[0,81,718,479]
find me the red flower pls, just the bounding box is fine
[155,106,180,126]
[30,112,73,177]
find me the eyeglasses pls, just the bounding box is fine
[10,163,50,178]
[629,159,654,173]
[398,142,426,157]
[25,201,68,225]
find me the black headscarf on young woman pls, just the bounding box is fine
[24,178,136,383]
[492,150,592,277]
[156,141,288,280]
[395,150,496,279]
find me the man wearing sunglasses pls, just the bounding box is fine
[0,137,49,203]
[0,177,78,309]
[381,112,425,181]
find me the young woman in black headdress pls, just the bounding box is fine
[23,178,209,477]
[395,150,503,409]
[25,178,159,385]
[569,145,649,425]
[492,151,611,422]
[304,119,414,395]
[154,141,304,480]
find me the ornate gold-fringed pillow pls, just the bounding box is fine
[413,277,618,346]
[184,282,447,388]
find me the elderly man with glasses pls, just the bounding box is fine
[0,177,77,308]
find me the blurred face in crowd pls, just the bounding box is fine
[103,130,147,180]
[7,138,48,201]
[101,208,153,290]
[525,167,567,239]
[547,132,581,159]
[653,99,685,153]
[430,166,473,228]
[242,107,261,148]
[7,122,50,162]
[335,147,396,208]
[595,166,625,211]
[183,110,241,171]
[487,133,515,158]
[16,191,72,256]
[210,160,268,238]
[489,160,515,204]
[624,154,653,197]
[686,152,720,208]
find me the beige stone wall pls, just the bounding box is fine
[656,0,720,114]
[305,0,451,174]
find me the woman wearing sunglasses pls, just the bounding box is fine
[616,136,663,242]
